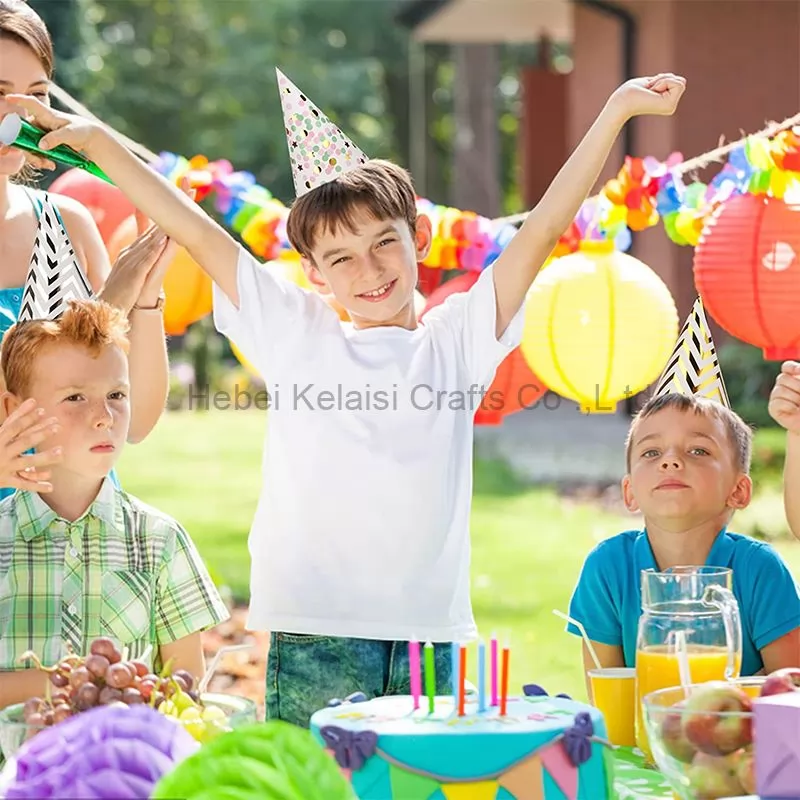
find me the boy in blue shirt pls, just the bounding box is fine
[568,299,800,687]
[4,71,688,727]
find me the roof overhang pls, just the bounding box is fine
[399,0,574,44]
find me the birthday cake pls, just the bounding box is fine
[309,689,614,800]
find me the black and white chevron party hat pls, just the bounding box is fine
[653,296,730,408]
[18,195,93,322]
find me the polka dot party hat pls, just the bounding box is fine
[276,68,369,197]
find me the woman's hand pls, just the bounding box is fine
[3,94,104,159]
[0,398,63,493]
[0,97,56,171]
[97,223,171,315]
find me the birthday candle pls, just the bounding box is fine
[451,643,460,709]
[490,633,498,707]
[500,642,510,717]
[409,639,421,710]
[424,641,435,714]
[458,645,467,716]
[478,639,486,713]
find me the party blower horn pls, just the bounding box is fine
[0,112,112,184]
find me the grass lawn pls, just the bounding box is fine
[116,409,800,703]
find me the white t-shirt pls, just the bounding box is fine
[213,247,525,642]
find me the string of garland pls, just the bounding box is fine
[498,109,800,251]
[50,83,800,271]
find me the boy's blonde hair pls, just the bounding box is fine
[1,300,130,396]
[286,159,418,260]
[625,393,752,474]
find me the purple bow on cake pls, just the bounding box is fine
[562,711,595,767]
[320,725,378,771]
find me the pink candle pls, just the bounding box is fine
[490,634,498,706]
[409,639,421,710]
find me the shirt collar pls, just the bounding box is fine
[634,526,736,585]
[16,477,123,542]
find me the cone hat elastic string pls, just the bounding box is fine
[18,195,93,322]
[276,68,369,198]
[652,296,730,408]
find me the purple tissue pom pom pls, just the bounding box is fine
[6,705,198,799]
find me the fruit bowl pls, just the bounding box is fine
[642,681,756,800]
[0,691,257,760]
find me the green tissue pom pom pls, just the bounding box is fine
[152,720,356,800]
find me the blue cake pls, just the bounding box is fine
[310,688,614,800]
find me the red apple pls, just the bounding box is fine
[760,667,800,697]
[731,746,756,795]
[686,752,745,800]
[660,701,696,763]
[682,682,753,756]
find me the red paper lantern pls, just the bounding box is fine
[694,194,800,360]
[50,169,135,245]
[421,272,547,424]
[417,264,444,297]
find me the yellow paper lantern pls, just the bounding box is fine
[107,216,213,336]
[520,242,678,413]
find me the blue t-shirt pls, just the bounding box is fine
[567,528,800,676]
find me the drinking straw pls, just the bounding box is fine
[198,644,254,695]
[552,609,601,670]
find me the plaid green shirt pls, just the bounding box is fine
[0,478,230,672]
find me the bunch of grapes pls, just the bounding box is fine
[20,637,226,743]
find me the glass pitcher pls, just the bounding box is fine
[634,566,742,763]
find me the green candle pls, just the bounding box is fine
[424,641,435,714]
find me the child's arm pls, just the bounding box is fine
[4,97,241,307]
[158,631,206,681]
[490,74,685,338]
[153,518,230,679]
[0,668,47,708]
[749,540,800,671]
[769,361,800,540]
[760,627,800,674]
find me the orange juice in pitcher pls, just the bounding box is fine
[635,567,742,762]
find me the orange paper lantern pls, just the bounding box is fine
[50,169,135,245]
[107,216,213,336]
[694,194,800,360]
[422,272,547,424]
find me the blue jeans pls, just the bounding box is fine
[265,633,454,728]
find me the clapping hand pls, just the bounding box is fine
[98,178,194,313]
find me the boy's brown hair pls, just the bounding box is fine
[286,159,418,259]
[1,300,130,396]
[624,393,752,474]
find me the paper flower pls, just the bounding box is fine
[151,720,354,800]
[5,705,198,799]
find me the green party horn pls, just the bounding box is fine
[0,112,113,184]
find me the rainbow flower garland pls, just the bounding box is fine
[590,126,800,247]
[152,122,800,272]
[153,152,519,272]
